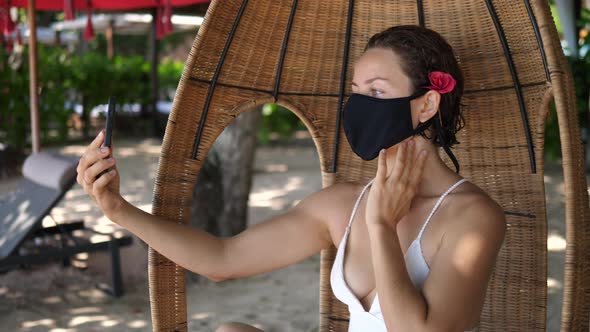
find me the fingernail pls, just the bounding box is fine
[110,169,117,175]
[107,158,115,164]
[100,147,108,153]
[98,130,103,137]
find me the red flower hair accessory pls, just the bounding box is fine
[423,71,456,94]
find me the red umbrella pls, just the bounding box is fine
[2,0,209,153]
[8,0,209,11]
[7,0,209,39]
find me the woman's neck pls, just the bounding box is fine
[412,135,463,198]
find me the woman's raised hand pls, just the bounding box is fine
[365,138,428,229]
[76,130,125,220]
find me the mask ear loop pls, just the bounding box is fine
[432,112,460,174]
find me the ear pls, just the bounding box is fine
[413,90,441,123]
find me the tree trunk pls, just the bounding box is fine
[189,150,224,237]
[216,110,262,236]
[188,110,261,281]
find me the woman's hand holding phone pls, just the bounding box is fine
[77,98,125,221]
[76,130,125,220]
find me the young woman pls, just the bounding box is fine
[76,25,505,332]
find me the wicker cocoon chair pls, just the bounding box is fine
[148,0,590,331]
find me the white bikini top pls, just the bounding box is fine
[330,178,468,331]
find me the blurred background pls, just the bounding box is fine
[0,1,589,331]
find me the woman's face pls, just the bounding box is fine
[351,47,414,99]
[351,47,435,132]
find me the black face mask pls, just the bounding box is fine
[342,92,460,173]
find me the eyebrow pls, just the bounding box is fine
[351,76,390,86]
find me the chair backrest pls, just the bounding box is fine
[149,1,590,331]
[0,152,77,260]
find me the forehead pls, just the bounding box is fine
[353,47,404,79]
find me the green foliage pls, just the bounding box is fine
[70,52,112,112]
[0,45,181,150]
[0,49,29,149]
[257,103,305,144]
[113,56,152,104]
[158,60,184,100]
[37,46,75,144]
[544,7,590,161]
[69,53,151,110]
[1,44,304,149]
[549,2,562,35]
[0,45,74,149]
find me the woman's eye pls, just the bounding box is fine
[371,89,384,97]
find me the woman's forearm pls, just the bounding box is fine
[111,199,228,281]
[368,224,429,331]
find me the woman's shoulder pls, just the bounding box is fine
[296,181,368,230]
[309,180,369,202]
[445,180,506,243]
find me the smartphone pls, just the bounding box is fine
[104,96,116,149]
[99,97,116,178]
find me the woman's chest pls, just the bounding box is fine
[336,195,446,307]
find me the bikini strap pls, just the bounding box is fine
[346,179,375,229]
[417,178,467,240]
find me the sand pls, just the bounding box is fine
[0,137,575,331]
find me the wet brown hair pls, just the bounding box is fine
[365,25,465,147]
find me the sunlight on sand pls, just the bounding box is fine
[69,315,111,327]
[250,176,304,201]
[115,147,139,157]
[548,232,567,252]
[137,139,163,155]
[22,318,56,329]
[262,163,288,172]
[123,193,145,203]
[69,307,102,315]
[543,175,552,184]
[60,146,87,155]
[250,200,287,210]
[249,189,285,203]
[285,176,303,190]
[138,203,152,212]
[71,204,93,213]
[92,221,117,234]
[544,174,566,195]
[191,312,215,320]
[127,319,148,328]
[547,277,563,289]
[90,234,111,243]
[65,188,89,200]
[249,176,305,211]
[127,179,148,189]
[100,319,120,327]
[78,288,107,300]
[75,253,89,260]
[42,296,62,304]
